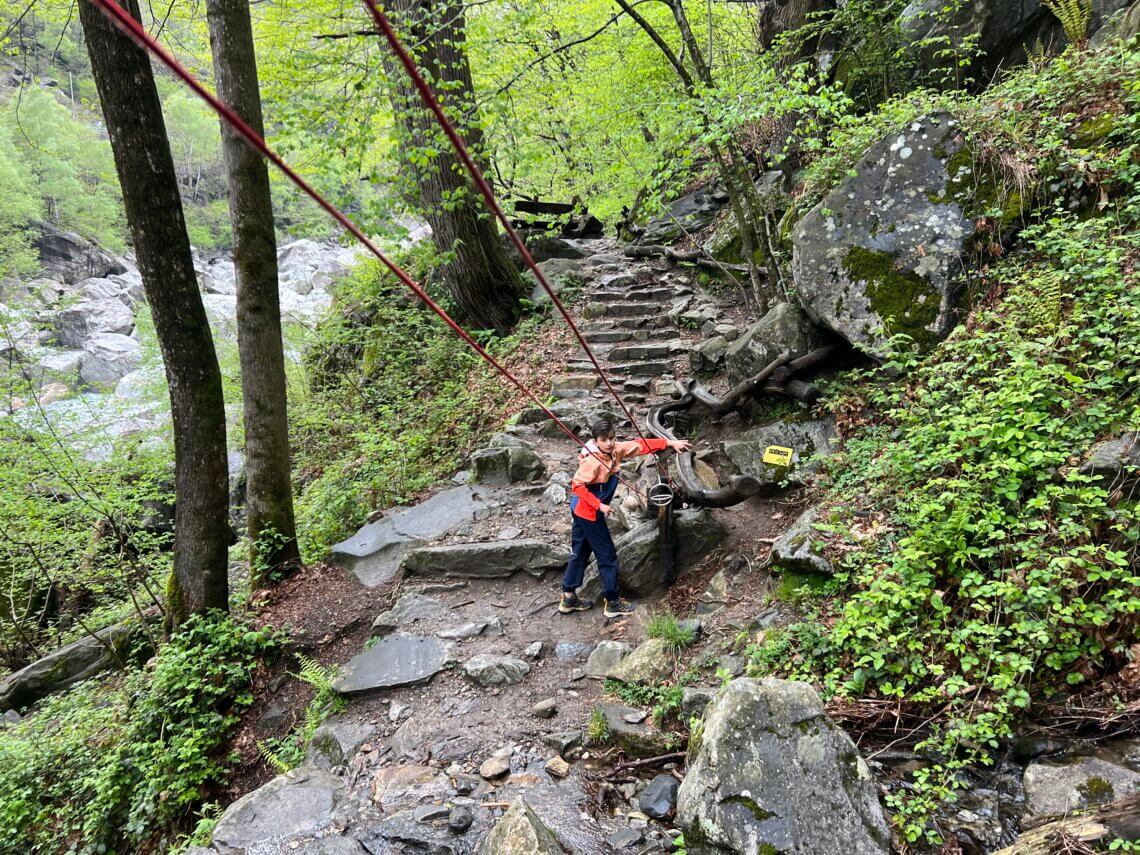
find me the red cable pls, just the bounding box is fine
[359,0,651,444]
[86,0,594,457]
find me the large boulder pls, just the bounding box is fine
[725,302,828,385]
[211,767,345,853]
[0,621,136,712]
[35,227,126,284]
[638,190,726,245]
[469,445,546,485]
[480,798,564,854]
[579,509,726,600]
[792,114,995,356]
[606,637,674,684]
[329,485,489,587]
[1078,432,1139,495]
[401,540,570,579]
[52,298,134,348]
[677,678,890,854]
[79,333,141,386]
[721,418,836,489]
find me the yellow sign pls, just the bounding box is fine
[762,445,794,466]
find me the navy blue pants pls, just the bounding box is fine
[562,512,620,603]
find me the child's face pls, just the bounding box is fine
[595,433,616,454]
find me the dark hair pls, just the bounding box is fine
[590,419,615,440]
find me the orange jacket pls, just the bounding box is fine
[570,437,668,521]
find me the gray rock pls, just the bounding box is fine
[542,482,568,506]
[696,570,729,616]
[524,641,544,659]
[479,798,564,854]
[305,718,376,770]
[464,654,531,687]
[469,445,546,485]
[607,827,645,849]
[585,640,631,676]
[640,774,680,819]
[792,114,976,356]
[541,730,582,757]
[449,806,474,833]
[533,698,558,719]
[681,687,717,722]
[79,333,142,386]
[677,678,890,854]
[38,349,84,378]
[370,809,466,855]
[606,638,674,684]
[593,702,672,757]
[689,335,730,376]
[725,302,828,385]
[211,767,345,853]
[1,709,21,725]
[301,839,368,855]
[580,510,726,600]
[53,298,134,348]
[555,641,594,660]
[35,227,127,284]
[1023,756,1140,818]
[329,486,489,587]
[771,507,834,575]
[372,593,450,634]
[1092,0,1140,43]
[332,634,448,694]
[1079,432,1139,494]
[402,539,570,579]
[0,620,136,712]
[721,418,836,489]
[480,746,514,779]
[638,191,726,245]
[437,617,502,640]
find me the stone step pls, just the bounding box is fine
[613,314,671,329]
[606,341,684,362]
[583,329,634,344]
[605,360,674,377]
[589,301,660,318]
[591,288,676,303]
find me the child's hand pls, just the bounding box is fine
[669,439,692,453]
[598,503,612,516]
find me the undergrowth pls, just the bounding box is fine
[750,41,1140,844]
[0,611,284,854]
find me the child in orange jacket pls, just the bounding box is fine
[560,418,690,618]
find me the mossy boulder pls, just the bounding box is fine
[676,678,890,854]
[791,114,985,357]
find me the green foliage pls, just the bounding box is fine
[645,610,698,653]
[0,144,43,278]
[0,612,284,854]
[1042,0,1092,45]
[586,707,611,745]
[257,654,344,772]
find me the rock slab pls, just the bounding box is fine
[402,539,570,580]
[677,677,890,854]
[211,767,344,853]
[333,634,447,694]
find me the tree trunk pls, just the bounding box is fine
[384,0,525,334]
[79,0,229,625]
[206,0,300,582]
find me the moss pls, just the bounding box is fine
[1078,775,1115,805]
[164,570,185,633]
[933,144,1025,232]
[842,246,939,347]
[1074,114,1118,148]
[724,794,776,822]
[776,568,834,602]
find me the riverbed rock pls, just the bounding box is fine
[677,677,890,854]
[0,620,137,712]
[640,774,680,819]
[329,485,489,587]
[792,114,982,356]
[464,654,531,687]
[579,509,725,600]
[79,333,142,386]
[332,634,448,694]
[479,798,564,854]
[725,301,829,385]
[770,506,834,575]
[593,702,672,757]
[401,539,570,579]
[606,637,674,684]
[211,767,345,853]
[1023,756,1140,818]
[53,298,134,348]
[721,418,836,489]
[480,746,514,779]
[35,227,127,284]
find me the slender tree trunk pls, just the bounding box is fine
[205,0,300,581]
[384,0,525,334]
[79,0,229,625]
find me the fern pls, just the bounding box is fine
[1023,269,1065,331]
[255,656,346,773]
[1041,0,1091,46]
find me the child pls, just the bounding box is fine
[559,419,691,618]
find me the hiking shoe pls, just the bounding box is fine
[603,597,636,618]
[559,592,594,614]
